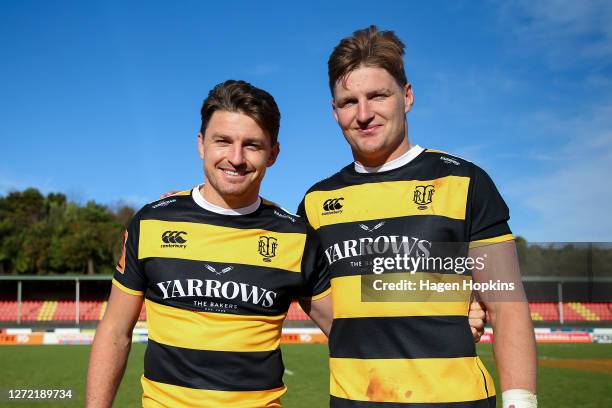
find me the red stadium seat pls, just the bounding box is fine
[286,302,310,321]
[1,299,611,323]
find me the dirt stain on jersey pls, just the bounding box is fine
[365,369,405,402]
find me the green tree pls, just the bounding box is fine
[0,189,133,275]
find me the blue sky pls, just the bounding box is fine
[1,0,611,241]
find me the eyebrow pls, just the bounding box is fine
[335,88,393,105]
[209,133,231,140]
[367,88,393,96]
[210,133,266,145]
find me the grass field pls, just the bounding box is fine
[0,343,611,407]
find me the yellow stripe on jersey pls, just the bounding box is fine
[425,148,448,154]
[139,220,305,272]
[145,299,284,352]
[171,190,191,196]
[331,275,469,319]
[112,278,144,296]
[469,233,514,248]
[262,198,279,207]
[306,286,332,301]
[329,356,495,403]
[142,376,285,408]
[304,176,470,230]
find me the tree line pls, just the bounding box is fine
[0,188,135,275]
[1,188,610,277]
[515,237,611,278]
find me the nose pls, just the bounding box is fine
[356,100,374,125]
[228,143,246,166]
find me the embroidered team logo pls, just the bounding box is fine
[204,264,234,275]
[413,185,435,210]
[258,236,278,262]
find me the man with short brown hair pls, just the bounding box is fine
[298,26,537,408]
[87,80,332,408]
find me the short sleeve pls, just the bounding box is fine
[298,226,331,300]
[468,166,514,248]
[112,213,146,296]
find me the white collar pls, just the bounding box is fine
[354,145,424,173]
[191,185,261,215]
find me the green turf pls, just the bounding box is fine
[478,343,612,408]
[0,343,610,407]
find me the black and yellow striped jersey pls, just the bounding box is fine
[297,146,512,407]
[113,187,330,408]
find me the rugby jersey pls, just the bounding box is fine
[113,187,330,408]
[298,146,512,407]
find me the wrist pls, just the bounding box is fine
[502,389,537,408]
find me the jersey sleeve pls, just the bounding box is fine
[112,212,146,296]
[298,226,331,300]
[468,165,514,248]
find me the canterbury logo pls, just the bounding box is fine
[204,264,234,275]
[323,198,344,211]
[358,221,385,232]
[161,231,188,244]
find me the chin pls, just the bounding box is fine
[219,186,249,197]
[355,142,385,156]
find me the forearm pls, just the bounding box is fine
[490,301,537,393]
[299,295,332,337]
[86,321,132,408]
[309,310,332,337]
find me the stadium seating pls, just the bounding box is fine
[1,301,611,322]
[0,301,19,321]
[287,302,309,321]
[529,302,559,321]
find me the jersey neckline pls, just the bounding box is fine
[353,145,425,174]
[191,185,261,215]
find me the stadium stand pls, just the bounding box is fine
[287,302,309,321]
[529,302,559,321]
[37,301,58,321]
[0,301,19,321]
[20,301,43,321]
[1,301,611,323]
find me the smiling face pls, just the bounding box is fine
[332,65,413,167]
[198,110,279,208]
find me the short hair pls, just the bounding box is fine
[328,25,408,96]
[200,80,280,145]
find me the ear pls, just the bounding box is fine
[332,99,339,123]
[404,83,414,113]
[197,132,205,160]
[267,142,280,167]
